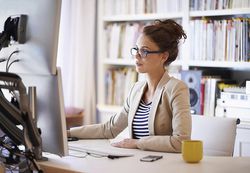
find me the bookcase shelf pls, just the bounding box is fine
[103,58,184,66]
[190,8,250,17]
[96,0,250,157]
[97,0,250,117]
[103,58,135,66]
[103,13,184,22]
[188,60,250,69]
[97,0,189,110]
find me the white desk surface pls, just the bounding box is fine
[38,139,250,173]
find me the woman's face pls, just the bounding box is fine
[134,34,167,74]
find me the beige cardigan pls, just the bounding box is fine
[70,71,192,153]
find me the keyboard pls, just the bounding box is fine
[68,142,134,158]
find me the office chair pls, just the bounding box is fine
[191,115,240,156]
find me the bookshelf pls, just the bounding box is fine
[97,0,250,156]
[97,0,188,117]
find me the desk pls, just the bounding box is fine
[39,140,250,173]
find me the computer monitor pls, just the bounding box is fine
[0,0,68,156]
[18,67,68,156]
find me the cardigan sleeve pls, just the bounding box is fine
[69,108,128,139]
[69,84,135,139]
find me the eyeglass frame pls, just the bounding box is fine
[130,47,164,58]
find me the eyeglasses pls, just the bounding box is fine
[130,47,163,58]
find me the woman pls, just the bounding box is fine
[68,19,191,153]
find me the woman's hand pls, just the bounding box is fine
[111,138,138,149]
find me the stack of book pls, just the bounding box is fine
[215,87,250,123]
[190,0,250,11]
[105,68,137,105]
[200,76,236,116]
[189,18,249,62]
[106,22,143,59]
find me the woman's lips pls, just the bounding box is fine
[136,61,142,66]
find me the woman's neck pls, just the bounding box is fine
[143,69,166,103]
[146,68,166,91]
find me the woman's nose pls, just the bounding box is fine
[134,53,141,60]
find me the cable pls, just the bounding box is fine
[5,50,19,72]
[0,139,40,172]
[7,59,20,72]
[68,153,88,158]
[2,50,21,99]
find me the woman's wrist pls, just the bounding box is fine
[67,130,71,137]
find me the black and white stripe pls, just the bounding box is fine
[132,100,152,139]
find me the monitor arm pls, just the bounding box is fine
[0,72,43,160]
[0,15,43,172]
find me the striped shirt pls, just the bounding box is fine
[132,100,152,139]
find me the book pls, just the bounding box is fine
[200,78,205,115]
[105,68,138,106]
[121,23,140,59]
[203,76,221,116]
[109,24,121,59]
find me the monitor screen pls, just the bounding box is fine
[18,68,68,156]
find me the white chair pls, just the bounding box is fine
[191,115,240,156]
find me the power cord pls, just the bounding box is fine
[7,59,20,72]
[2,50,21,99]
[0,136,43,173]
[5,50,19,72]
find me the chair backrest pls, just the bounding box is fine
[191,115,239,156]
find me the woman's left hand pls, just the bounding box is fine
[111,138,138,149]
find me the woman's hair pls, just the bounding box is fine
[142,19,187,65]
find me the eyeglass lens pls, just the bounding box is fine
[131,48,147,58]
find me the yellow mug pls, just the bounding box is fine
[182,140,203,163]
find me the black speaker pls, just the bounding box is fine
[181,70,202,114]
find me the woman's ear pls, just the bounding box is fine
[161,51,169,63]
